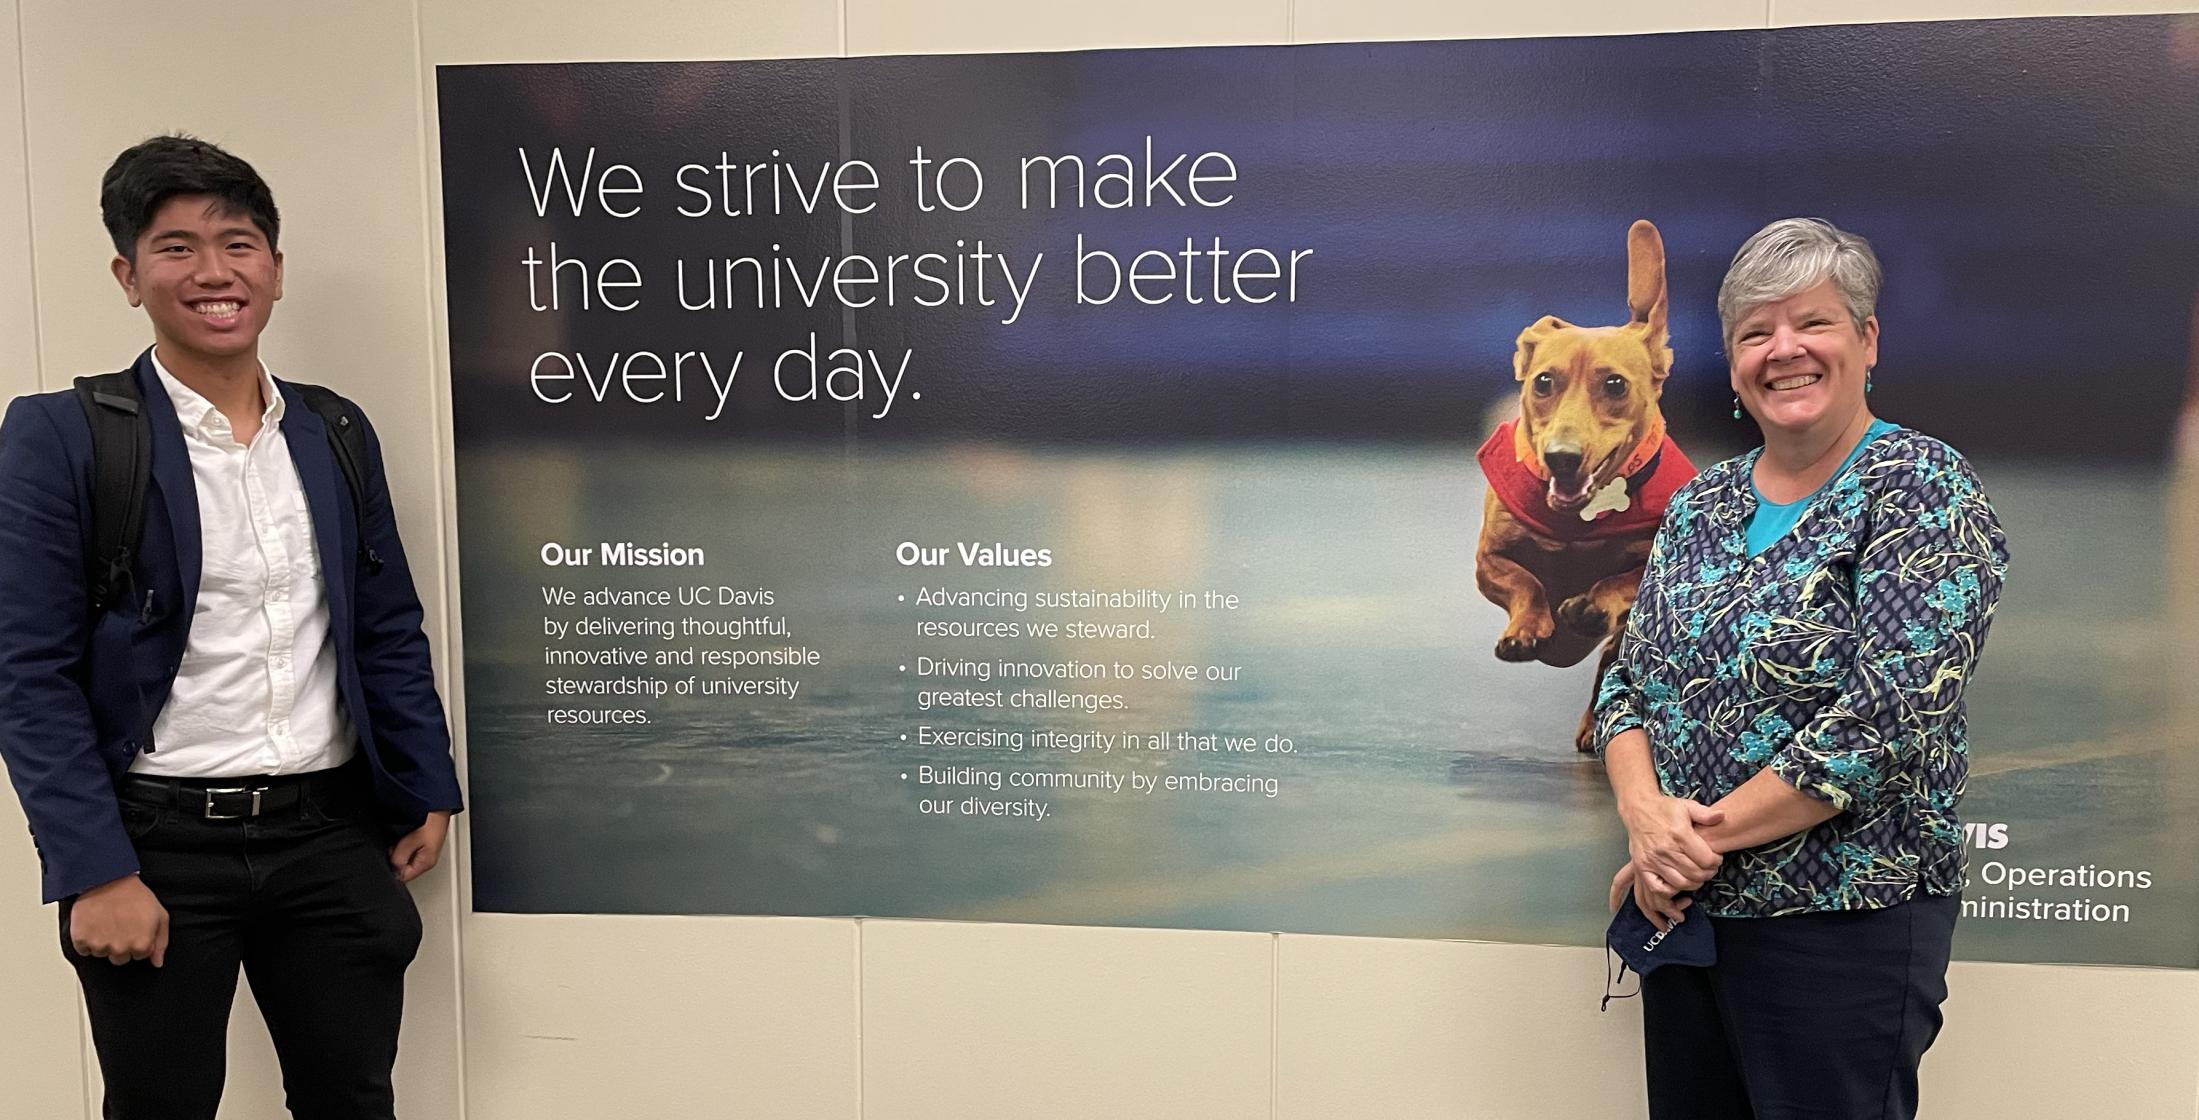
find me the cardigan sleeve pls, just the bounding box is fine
[1767,444,2009,811]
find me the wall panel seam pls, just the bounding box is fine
[1268,933,1280,1120]
[77,1002,95,1120]
[855,918,866,1119]
[404,1,469,1116]
[13,0,46,394]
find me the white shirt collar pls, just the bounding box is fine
[149,350,286,441]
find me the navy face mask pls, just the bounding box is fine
[1601,893,1717,1010]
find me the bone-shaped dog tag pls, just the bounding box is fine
[1582,477,1632,521]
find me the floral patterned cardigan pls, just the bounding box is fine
[1593,427,2010,917]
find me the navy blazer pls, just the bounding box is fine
[0,351,463,902]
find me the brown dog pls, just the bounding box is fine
[1474,220,1697,751]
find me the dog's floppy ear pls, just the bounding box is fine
[1626,219,1673,383]
[1513,315,1574,381]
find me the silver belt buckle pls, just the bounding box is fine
[201,786,264,820]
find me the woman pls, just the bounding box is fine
[1595,217,2009,1119]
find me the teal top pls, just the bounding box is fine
[1746,419,1899,556]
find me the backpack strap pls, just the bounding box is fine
[71,373,385,619]
[72,370,152,617]
[290,383,384,576]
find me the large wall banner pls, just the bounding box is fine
[438,16,2199,967]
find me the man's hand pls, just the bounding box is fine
[1620,793,1726,892]
[69,874,168,966]
[388,811,451,883]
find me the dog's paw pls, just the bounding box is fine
[1495,617,1554,662]
[1555,594,1610,637]
[1495,634,1542,661]
[1574,714,1599,754]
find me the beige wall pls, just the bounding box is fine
[0,2,86,1117]
[1,1,2194,1118]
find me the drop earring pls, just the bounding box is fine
[1866,368,1875,394]
[1731,395,1743,420]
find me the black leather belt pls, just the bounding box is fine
[117,764,357,821]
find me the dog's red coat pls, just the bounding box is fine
[1477,418,1698,541]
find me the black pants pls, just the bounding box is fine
[1641,895,1960,1120]
[61,767,423,1120]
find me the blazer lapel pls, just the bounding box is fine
[133,353,202,621]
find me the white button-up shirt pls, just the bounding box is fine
[132,354,355,778]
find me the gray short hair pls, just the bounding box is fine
[1716,218,1882,344]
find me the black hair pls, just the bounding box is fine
[99,134,279,259]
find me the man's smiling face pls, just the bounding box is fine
[112,193,283,366]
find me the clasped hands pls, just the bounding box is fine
[1610,794,1725,933]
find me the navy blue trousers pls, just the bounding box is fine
[1640,895,1960,1120]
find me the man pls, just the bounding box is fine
[0,135,462,1119]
